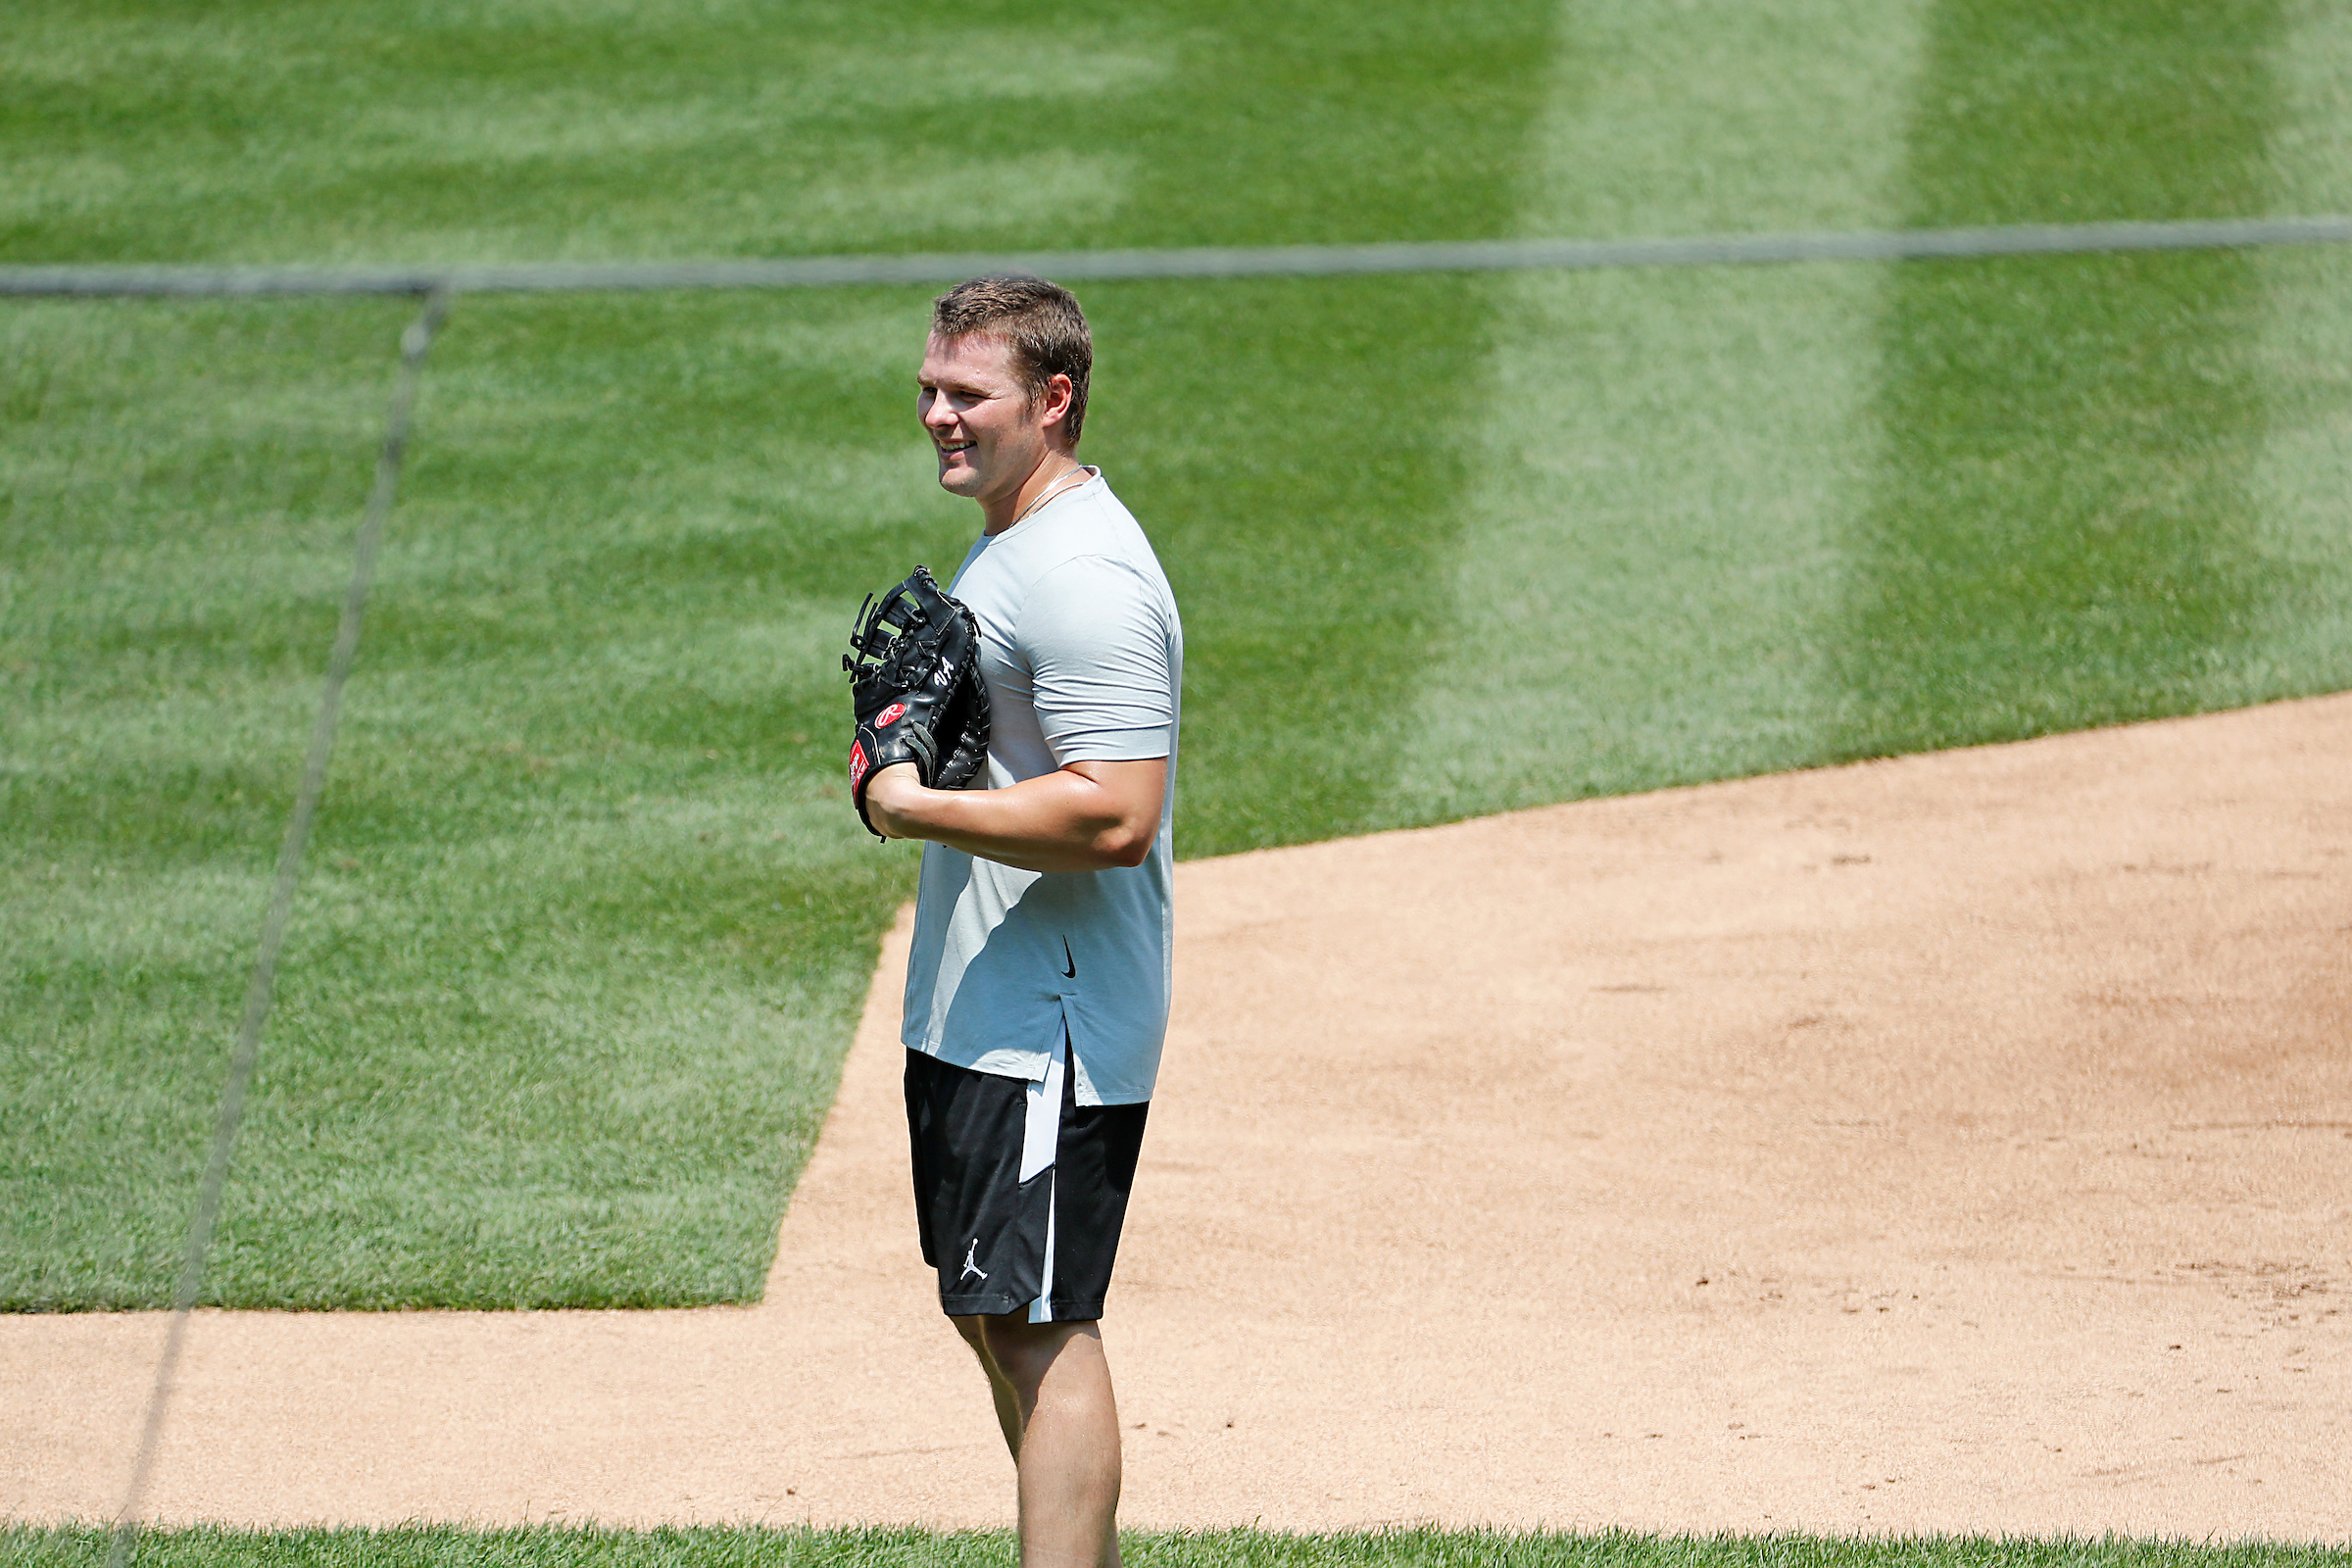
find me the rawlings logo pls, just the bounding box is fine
[876,702,907,728]
[848,740,870,793]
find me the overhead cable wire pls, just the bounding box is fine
[5,216,2350,299]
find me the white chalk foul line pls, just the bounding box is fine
[5,217,2351,298]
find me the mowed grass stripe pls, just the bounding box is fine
[0,0,1559,266]
[2247,0,2352,684]
[1837,0,2290,756]
[1394,0,1926,821]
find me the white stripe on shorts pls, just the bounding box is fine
[1020,1034,1067,1324]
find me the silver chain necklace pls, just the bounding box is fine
[1009,465,1090,526]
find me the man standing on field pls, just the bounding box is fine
[860,275,1180,1568]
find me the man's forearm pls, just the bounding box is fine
[865,759,1165,873]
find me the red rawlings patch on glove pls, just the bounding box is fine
[848,738,870,794]
[875,702,906,728]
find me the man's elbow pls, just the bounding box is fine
[1094,820,1157,868]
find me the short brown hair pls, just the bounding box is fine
[931,275,1093,447]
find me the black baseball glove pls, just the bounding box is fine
[842,565,991,839]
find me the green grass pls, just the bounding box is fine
[6,0,2352,1314]
[3,1527,2347,1568]
[1838,0,2287,754]
[1,0,1558,1309]
[0,0,1556,263]
[0,265,1525,1306]
[1394,0,2352,820]
[2,292,925,1307]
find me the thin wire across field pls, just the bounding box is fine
[3,215,2349,298]
[88,290,448,1568]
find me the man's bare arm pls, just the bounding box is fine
[862,757,1167,874]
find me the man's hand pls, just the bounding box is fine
[864,757,1167,875]
[860,762,928,838]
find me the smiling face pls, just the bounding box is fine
[917,331,1072,521]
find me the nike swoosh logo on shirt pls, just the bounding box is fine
[1060,938,1076,980]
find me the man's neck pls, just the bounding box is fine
[982,452,1086,536]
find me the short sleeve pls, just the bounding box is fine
[1016,556,1176,763]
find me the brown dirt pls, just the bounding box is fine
[7,696,2350,1541]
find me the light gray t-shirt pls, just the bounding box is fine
[901,470,1182,1105]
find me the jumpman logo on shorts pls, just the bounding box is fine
[961,1239,989,1283]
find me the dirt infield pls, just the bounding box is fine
[7,696,2349,1540]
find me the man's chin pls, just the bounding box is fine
[935,463,985,497]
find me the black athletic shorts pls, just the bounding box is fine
[904,1037,1150,1322]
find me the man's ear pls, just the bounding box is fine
[1038,373,1076,431]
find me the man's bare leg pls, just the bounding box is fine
[952,1314,1025,1459]
[951,1314,1123,1568]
